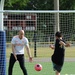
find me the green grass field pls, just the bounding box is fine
[6,62,75,75]
[6,46,75,75]
[6,46,75,58]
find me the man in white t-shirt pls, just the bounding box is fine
[8,30,32,75]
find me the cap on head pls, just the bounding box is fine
[55,31,62,37]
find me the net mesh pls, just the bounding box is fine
[4,12,75,46]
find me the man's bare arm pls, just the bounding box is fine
[25,45,32,62]
[12,44,17,60]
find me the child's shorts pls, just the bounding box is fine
[52,62,63,72]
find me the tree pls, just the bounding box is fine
[25,0,53,10]
[4,0,29,10]
[60,0,75,10]
[4,0,75,10]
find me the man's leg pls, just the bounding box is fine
[17,55,28,75]
[8,54,16,75]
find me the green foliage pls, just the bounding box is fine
[4,0,29,10]
[25,0,54,10]
[60,0,75,10]
[4,0,75,10]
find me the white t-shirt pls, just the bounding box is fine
[11,35,29,55]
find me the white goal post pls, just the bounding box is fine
[0,0,5,31]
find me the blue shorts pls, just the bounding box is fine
[52,62,63,72]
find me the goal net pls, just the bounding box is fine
[4,10,75,46]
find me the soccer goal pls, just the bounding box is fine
[0,10,75,74]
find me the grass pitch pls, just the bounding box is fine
[6,62,75,75]
[6,46,75,75]
[6,46,75,58]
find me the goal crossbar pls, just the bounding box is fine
[0,10,75,13]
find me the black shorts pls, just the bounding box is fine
[52,62,63,72]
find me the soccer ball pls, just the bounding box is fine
[35,64,42,71]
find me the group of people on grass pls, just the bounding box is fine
[8,30,70,75]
